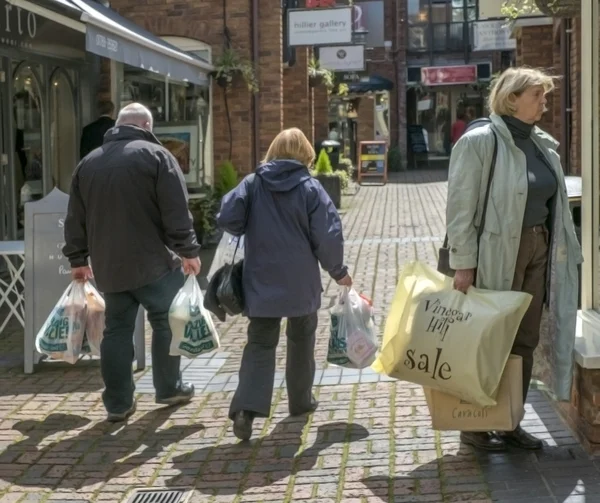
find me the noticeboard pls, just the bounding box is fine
[358,141,387,184]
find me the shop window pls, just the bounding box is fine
[13,63,44,228]
[50,69,77,194]
[120,69,167,122]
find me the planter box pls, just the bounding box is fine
[316,175,342,209]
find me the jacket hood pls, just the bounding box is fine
[104,124,162,146]
[256,159,312,192]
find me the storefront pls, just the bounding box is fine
[0,0,212,241]
[406,64,488,162]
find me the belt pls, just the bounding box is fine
[526,224,547,234]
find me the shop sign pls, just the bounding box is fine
[288,7,353,46]
[319,44,365,71]
[473,20,516,51]
[0,0,38,50]
[358,140,388,184]
[421,65,477,86]
[24,188,72,372]
[338,70,368,82]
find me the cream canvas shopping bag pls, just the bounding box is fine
[372,261,531,407]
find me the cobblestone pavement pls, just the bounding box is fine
[0,170,598,503]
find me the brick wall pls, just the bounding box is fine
[570,18,582,176]
[258,0,284,159]
[515,24,559,140]
[313,85,329,142]
[283,48,311,138]
[357,96,375,143]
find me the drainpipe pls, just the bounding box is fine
[251,0,260,169]
[560,18,572,174]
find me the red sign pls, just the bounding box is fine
[421,65,478,86]
[306,0,336,6]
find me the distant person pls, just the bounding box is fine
[451,110,468,146]
[64,103,201,423]
[217,127,352,441]
[79,101,116,159]
[328,122,339,141]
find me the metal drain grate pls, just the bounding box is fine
[126,488,191,503]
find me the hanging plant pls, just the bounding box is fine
[308,56,335,90]
[501,0,579,19]
[212,47,259,93]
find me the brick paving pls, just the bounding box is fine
[0,170,597,503]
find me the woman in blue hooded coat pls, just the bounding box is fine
[217,127,352,441]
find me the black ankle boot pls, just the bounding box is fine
[233,410,254,441]
[460,431,506,451]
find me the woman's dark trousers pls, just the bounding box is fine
[229,313,318,419]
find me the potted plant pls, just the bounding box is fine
[212,47,259,93]
[188,161,241,249]
[313,148,342,209]
[308,56,335,89]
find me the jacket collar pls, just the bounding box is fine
[103,124,162,146]
[489,113,559,152]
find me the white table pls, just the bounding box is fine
[0,241,25,335]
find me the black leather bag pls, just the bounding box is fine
[438,129,498,277]
[215,254,245,316]
[204,174,256,318]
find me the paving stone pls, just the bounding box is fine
[0,171,594,502]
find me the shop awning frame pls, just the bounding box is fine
[7,0,213,85]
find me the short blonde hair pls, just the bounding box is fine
[262,128,315,167]
[488,67,556,116]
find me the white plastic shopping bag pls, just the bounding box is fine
[35,281,88,364]
[83,283,105,357]
[207,232,244,280]
[169,275,220,357]
[327,288,379,369]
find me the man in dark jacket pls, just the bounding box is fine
[79,101,116,159]
[64,103,201,422]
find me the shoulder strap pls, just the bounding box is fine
[476,130,498,243]
[442,129,498,249]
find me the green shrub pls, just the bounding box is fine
[314,149,333,176]
[332,169,350,192]
[387,146,404,172]
[215,161,239,198]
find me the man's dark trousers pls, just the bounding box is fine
[101,268,185,414]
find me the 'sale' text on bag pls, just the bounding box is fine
[404,347,451,380]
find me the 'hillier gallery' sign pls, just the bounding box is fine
[1,0,38,50]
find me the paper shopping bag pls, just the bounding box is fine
[372,261,532,407]
[424,355,525,431]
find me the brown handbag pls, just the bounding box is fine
[438,130,498,278]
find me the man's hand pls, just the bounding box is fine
[337,274,353,288]
[72,266,93,283]
[182,257,201,276]
[453,268,475,294]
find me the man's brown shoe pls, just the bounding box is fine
[460,431,506,451]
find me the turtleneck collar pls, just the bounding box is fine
[501,115,534,140]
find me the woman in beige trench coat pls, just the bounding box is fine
[446,67,582,452]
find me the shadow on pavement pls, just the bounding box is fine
[362,442,600,503]
[0,408,204,490]
[167,419,370,495]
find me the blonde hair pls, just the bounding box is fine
[262,128,316,167]
[488,67,556,116]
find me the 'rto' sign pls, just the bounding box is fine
[287,7,353,47]
[2,3,37,38]
[95,33,118,53]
